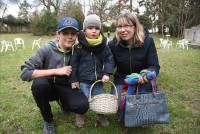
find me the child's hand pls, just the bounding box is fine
[56,66,72,76]
[102,75,109,82]
[71,82,79,89]
[138,76,148,84]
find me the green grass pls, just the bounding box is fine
[0,33,200,134]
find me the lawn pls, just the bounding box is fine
[0,33,200,134]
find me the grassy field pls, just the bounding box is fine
[0,33,200,134]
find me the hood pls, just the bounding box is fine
[78,31,107,53]
[49,38,75,54]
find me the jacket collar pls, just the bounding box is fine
[49,38,73,54]
[78,31,107,53]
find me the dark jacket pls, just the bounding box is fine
[21,38,73,85]
[108,32,160,84]
[70,31,114,83]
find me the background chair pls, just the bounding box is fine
[162,39,172,48]
[4,41,15,52]
[167,40,173,48]
[32,38,41,50]
[176,39,189,50]
[176,40,183,48]
[14,38,25,49]
[159,38,164,47]
[184,40,189,50]
[0,40,6,52]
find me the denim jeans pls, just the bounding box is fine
[80,82,103,98]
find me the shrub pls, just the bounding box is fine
[32,12,57,36]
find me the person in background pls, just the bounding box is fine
[20,16,89,134]
[108,12,160,99]
[70,14,114,127]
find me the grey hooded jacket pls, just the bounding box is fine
[21,38,73,84]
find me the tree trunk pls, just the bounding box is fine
[177,1,182,38]
[180,2,184,38]
[183,0,191,38]
[162,24,164,38]
[0,6,7,33]
[130,0,132,12]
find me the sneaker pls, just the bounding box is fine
[96,114,109,127]
[43,121,56,134]
[75,114,85,128]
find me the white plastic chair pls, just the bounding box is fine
[14,38,25,49]
[176,40,183,48]
[176,39,189,50]
[32,38,41,50]
[0,40,6,52]
[161,39,172,49]
[160,38,164,47]
[184,40,189,50]
[4,41,15,52]
[167,40,173,48]
[163,40,168,48]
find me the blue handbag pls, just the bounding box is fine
[123,80,170,127]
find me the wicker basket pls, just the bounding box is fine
[88,80,118,114]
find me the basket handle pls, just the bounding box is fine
[88,80,118,102]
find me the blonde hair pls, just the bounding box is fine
[115,12,145,46]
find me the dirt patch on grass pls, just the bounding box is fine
[190,100,200,111]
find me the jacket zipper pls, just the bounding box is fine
[54,53,66,83]
[91,52,98,80]
[95,63,97,80]
[129,48,133,73]
[53,76,56,83]
[63,53,66,66]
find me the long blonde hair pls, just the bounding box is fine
[115,12,145,46]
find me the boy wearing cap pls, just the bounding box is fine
[21,17,89,134]
[70,14,114,127]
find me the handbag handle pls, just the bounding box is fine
[135,78,158,96]
[151,78,157,92]
[88,80,118,102]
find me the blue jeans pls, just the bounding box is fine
[80,82,103,98]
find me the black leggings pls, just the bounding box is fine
[31,77,89,122]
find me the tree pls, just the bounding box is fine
[139,0,200,37]
[0,2,7,32]
[138,15,151,30]
[35,0,60,15]
[32,11,57,35]
[188,0,200,27]
[18,0,31,22]
[59,0,84,29]
[0,0,19,32]
[89,0,113,23]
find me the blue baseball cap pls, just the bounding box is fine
[57,17,79,32]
